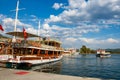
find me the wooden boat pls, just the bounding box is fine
[0,34,63,69]
[96,49,111,58]
[0,0,63,69]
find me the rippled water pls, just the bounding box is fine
[32,54,120,80]
[60,54,120,80]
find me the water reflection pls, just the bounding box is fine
[30,61,62,74]
[60,54,120,79]
[29,54,120,79]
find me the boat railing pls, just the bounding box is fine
[11,40,63,51]
[12,40,41,48]
[41,44,55,49]
[41,44,63,51]
[0,42,12,54]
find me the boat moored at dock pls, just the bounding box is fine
[0,35,64,69]
[0,0,63,69]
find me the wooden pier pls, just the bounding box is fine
[0,68,102,80]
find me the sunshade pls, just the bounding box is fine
[6,31,39,38]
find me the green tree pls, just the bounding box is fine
[80,45,87,54]
[80,45,95,54]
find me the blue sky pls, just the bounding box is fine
[0,0,120,49]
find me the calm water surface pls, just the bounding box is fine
[32,54,120,80]
[60,54,120,80]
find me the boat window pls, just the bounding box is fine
[20,49,25,55]
[54,51,57,54]
[41,50,45,54]
[27,49,32,55]
[48,51,53,54]
[58,51,60,54]
[33,49,38,55]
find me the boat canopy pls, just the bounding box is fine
[6,31,39,38]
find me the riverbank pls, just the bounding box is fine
[0,68,101,80]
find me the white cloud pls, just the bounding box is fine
[0,14,6,19]
[30,15,39,22]
[75,37,120,49]
[30,15,37,18]
[3,18,15,27]
[46,0,120,34]
[1,0,120,49]
[27,27,37,35]
[107,38,119,43]
[43,23,50,30]
[43,0,120,49]
[62,37,78,48]
[45,15,62,23]
[51,25,70,31]
[79,37,119,44]
[52,3,63,10]
[79,38,96,44]
[65,37,77,42]
[3,18,32,28]
[0,15,38,35]
[62,37,120,49]
[68,0,83,9]
[47,0,120,24]
[62,9,78,17]
[50,25,61,30]
[2,18,33,31]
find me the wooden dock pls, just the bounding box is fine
[0,68,102,80]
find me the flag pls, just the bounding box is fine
[0,24,4,31]
[23,27,27,40]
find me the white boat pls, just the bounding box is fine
[96,49,111,58]
[0,0,63,69]
[0,37,63,69]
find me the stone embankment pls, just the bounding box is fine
[0,68,102,80]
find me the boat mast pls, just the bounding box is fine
[37,20,41,43]
[12,0,19,42]
[38,20,40,36]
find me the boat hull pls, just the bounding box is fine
[0,55,63,69]
[96,54,111,58]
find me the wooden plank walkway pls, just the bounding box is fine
[0,68,102,80]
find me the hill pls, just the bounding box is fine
[106,48,120,53]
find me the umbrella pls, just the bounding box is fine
[6,31,39,38]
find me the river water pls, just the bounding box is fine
[32,54,120,80]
